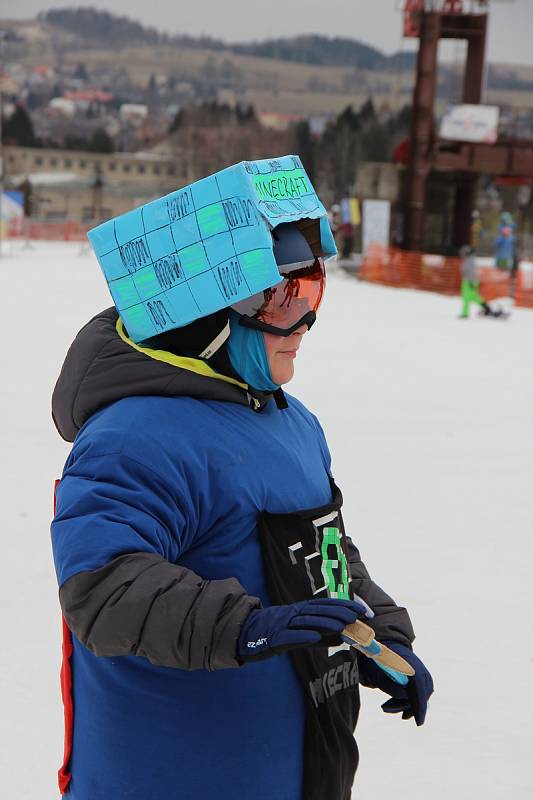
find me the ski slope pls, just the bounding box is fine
[1,241,532,799]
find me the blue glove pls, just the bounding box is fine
[359,641,433,726]
[238,598,370,662]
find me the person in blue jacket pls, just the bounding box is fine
[494,212,516,270]
[51,212,433,800]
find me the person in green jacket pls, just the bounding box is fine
[459,245,493,319]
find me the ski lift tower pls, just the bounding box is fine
[403,0,492,251]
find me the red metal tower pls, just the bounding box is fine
[404,1,490,251]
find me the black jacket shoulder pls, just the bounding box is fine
[52,307,262,442]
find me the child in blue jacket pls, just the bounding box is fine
[51,164,433,800]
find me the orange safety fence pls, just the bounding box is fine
[478,267,512,303]
[359,244,461,295]
[358,244,532,307]
[515,269,533,308]
[6,218,91,242]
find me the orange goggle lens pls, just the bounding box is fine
[233,258,325,331]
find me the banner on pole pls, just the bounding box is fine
[440,105,500,144]
[362,200,391,254]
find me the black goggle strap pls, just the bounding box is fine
[237,310,316,337]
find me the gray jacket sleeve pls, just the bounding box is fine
[345,535,415,647]
[60,552,260,670]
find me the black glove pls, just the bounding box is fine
[238,598,370,662]
[359,641,434,726]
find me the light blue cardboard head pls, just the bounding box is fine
[87,154,337,343]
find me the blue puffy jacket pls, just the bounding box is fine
[51,308,414,800]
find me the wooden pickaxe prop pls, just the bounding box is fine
[343,620,415,685]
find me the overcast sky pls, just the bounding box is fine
[6,0,533,66]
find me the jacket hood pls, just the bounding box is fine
[52,307,271,442]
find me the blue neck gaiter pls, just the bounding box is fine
[226,311,280,392]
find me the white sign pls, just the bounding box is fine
[439,104,500,144]
[362,200,390,253]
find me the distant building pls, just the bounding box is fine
[216,89,237,109]
[120,104,149,125]
[4,145,189,223]
[48,98,77,117]
[257,112,304,131]
[64,89,114,108]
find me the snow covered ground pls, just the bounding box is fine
[1,240,532,799]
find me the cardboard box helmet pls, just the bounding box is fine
[87,154,337,344]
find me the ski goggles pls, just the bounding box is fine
[232,257,326,336]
